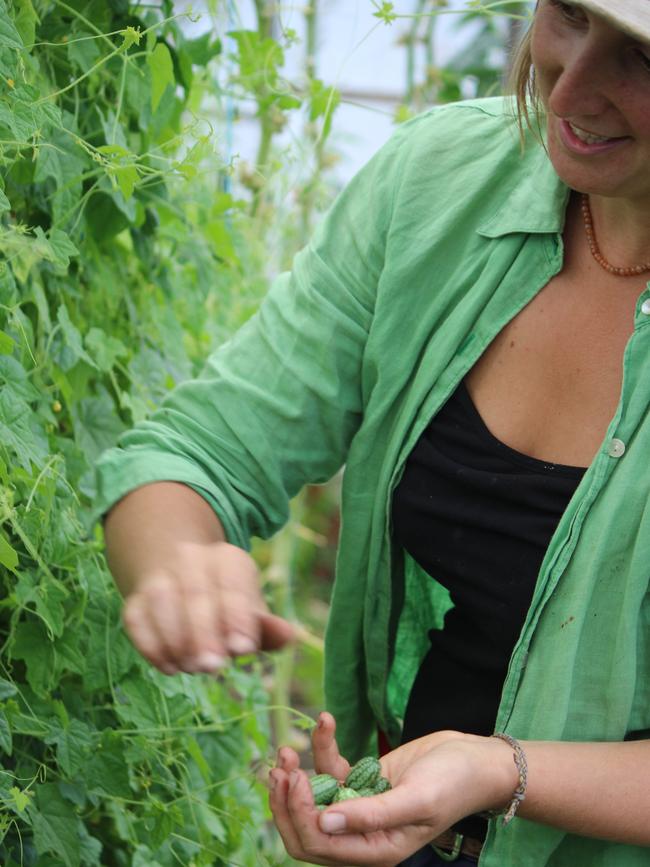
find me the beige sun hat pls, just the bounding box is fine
[570,0,650,43]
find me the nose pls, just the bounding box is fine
[547,36,621,120]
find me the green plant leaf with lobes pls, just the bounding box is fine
[0,708,12,755]
[0,4,24,49]
[0,330,15,354]
[31,783,81,867]
[57,304,97,369]
[0,677,18,700]
[114,163,139,200]
[0,386,49,470]
[34,577,68,638]
[0,533,18,572]
[85,328,127,372]
[148,42,174,112]
[10,786,29,813]
[14,0,38,49]
[86,742,131,798]
[10,619,56,696]
[72,387,125,462]
[54,718,94,776]
[49,229,79,270]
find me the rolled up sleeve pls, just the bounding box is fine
[93,124,408,547]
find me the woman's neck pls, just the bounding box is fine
[586,193,650,269]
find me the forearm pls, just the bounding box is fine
[103,481,227,597]
[506,738,650,845]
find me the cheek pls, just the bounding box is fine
[530,28,558,105]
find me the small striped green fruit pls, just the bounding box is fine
[372,776,392,794]
[345,756,382,790]
[310,774,339,806]
[333,786,362,802]
[354,786,376,797]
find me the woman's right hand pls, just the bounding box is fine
[103,482,295,675]
[122,540,296,675]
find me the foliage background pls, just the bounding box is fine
[0,1,530,864]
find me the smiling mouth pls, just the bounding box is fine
[567,122,625,144]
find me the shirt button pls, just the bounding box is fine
[608,438,626,458]
[642,299,650,315]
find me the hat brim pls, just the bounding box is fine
[569,0,650,44]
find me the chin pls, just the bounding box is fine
[546,131,638,200]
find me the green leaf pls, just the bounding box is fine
[86,741,131,798]
[84,328,127,372]
[14,0,38,48]
[54,630,86,677]
[0,9,24,50]
[48,229,79,270]
[0,330,14,354]
[0,385,48,470]
[10,786,29,813]
[184,33,222,66]
[372,1,398,25]
[148,42,174,112]
[10,619,55,696]
[121,25,142,50]
[78,825,102,866]
[67,31,100,73]
[34,578,68,639]
[0,188,10,212]
[54,718,94,777]
[31,783,81,867]
[309,79,340,137]
[186,736,211,784]
[34,131,87,225]
[0,708,12,755]
[57,305,96,369]
[114,676,164,728]
[0,677,18,700]
[72,387,124,462]
[0,532,18,571]
[114,163,139,200]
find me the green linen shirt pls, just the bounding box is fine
[95,97,650,866]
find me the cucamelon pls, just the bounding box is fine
[332,786,361,802]
[310,774,339,806]
[345,756,382,790]
[354,786,376,797]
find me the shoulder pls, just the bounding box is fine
[392,96,533,180]
[379,97,553,228]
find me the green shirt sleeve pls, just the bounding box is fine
[93,121,411,547]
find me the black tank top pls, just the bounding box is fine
[392,377,586,741]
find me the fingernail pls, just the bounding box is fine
[320,812,346,834]
[317,713,325,729]
[269,771,278,791]
[227,633,258,656]
[195,652,226,672]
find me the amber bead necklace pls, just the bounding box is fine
[581,193,650,277]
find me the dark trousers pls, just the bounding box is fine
[398,845,479,866]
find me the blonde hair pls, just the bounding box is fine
[507,10,546,146]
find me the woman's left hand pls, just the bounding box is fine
[269,712,517,867]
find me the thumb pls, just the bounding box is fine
[259,611,296,650]
[318,787,422,836]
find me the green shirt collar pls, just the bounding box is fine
[478,143,570,238]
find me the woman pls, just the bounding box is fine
[97,1,650,864]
